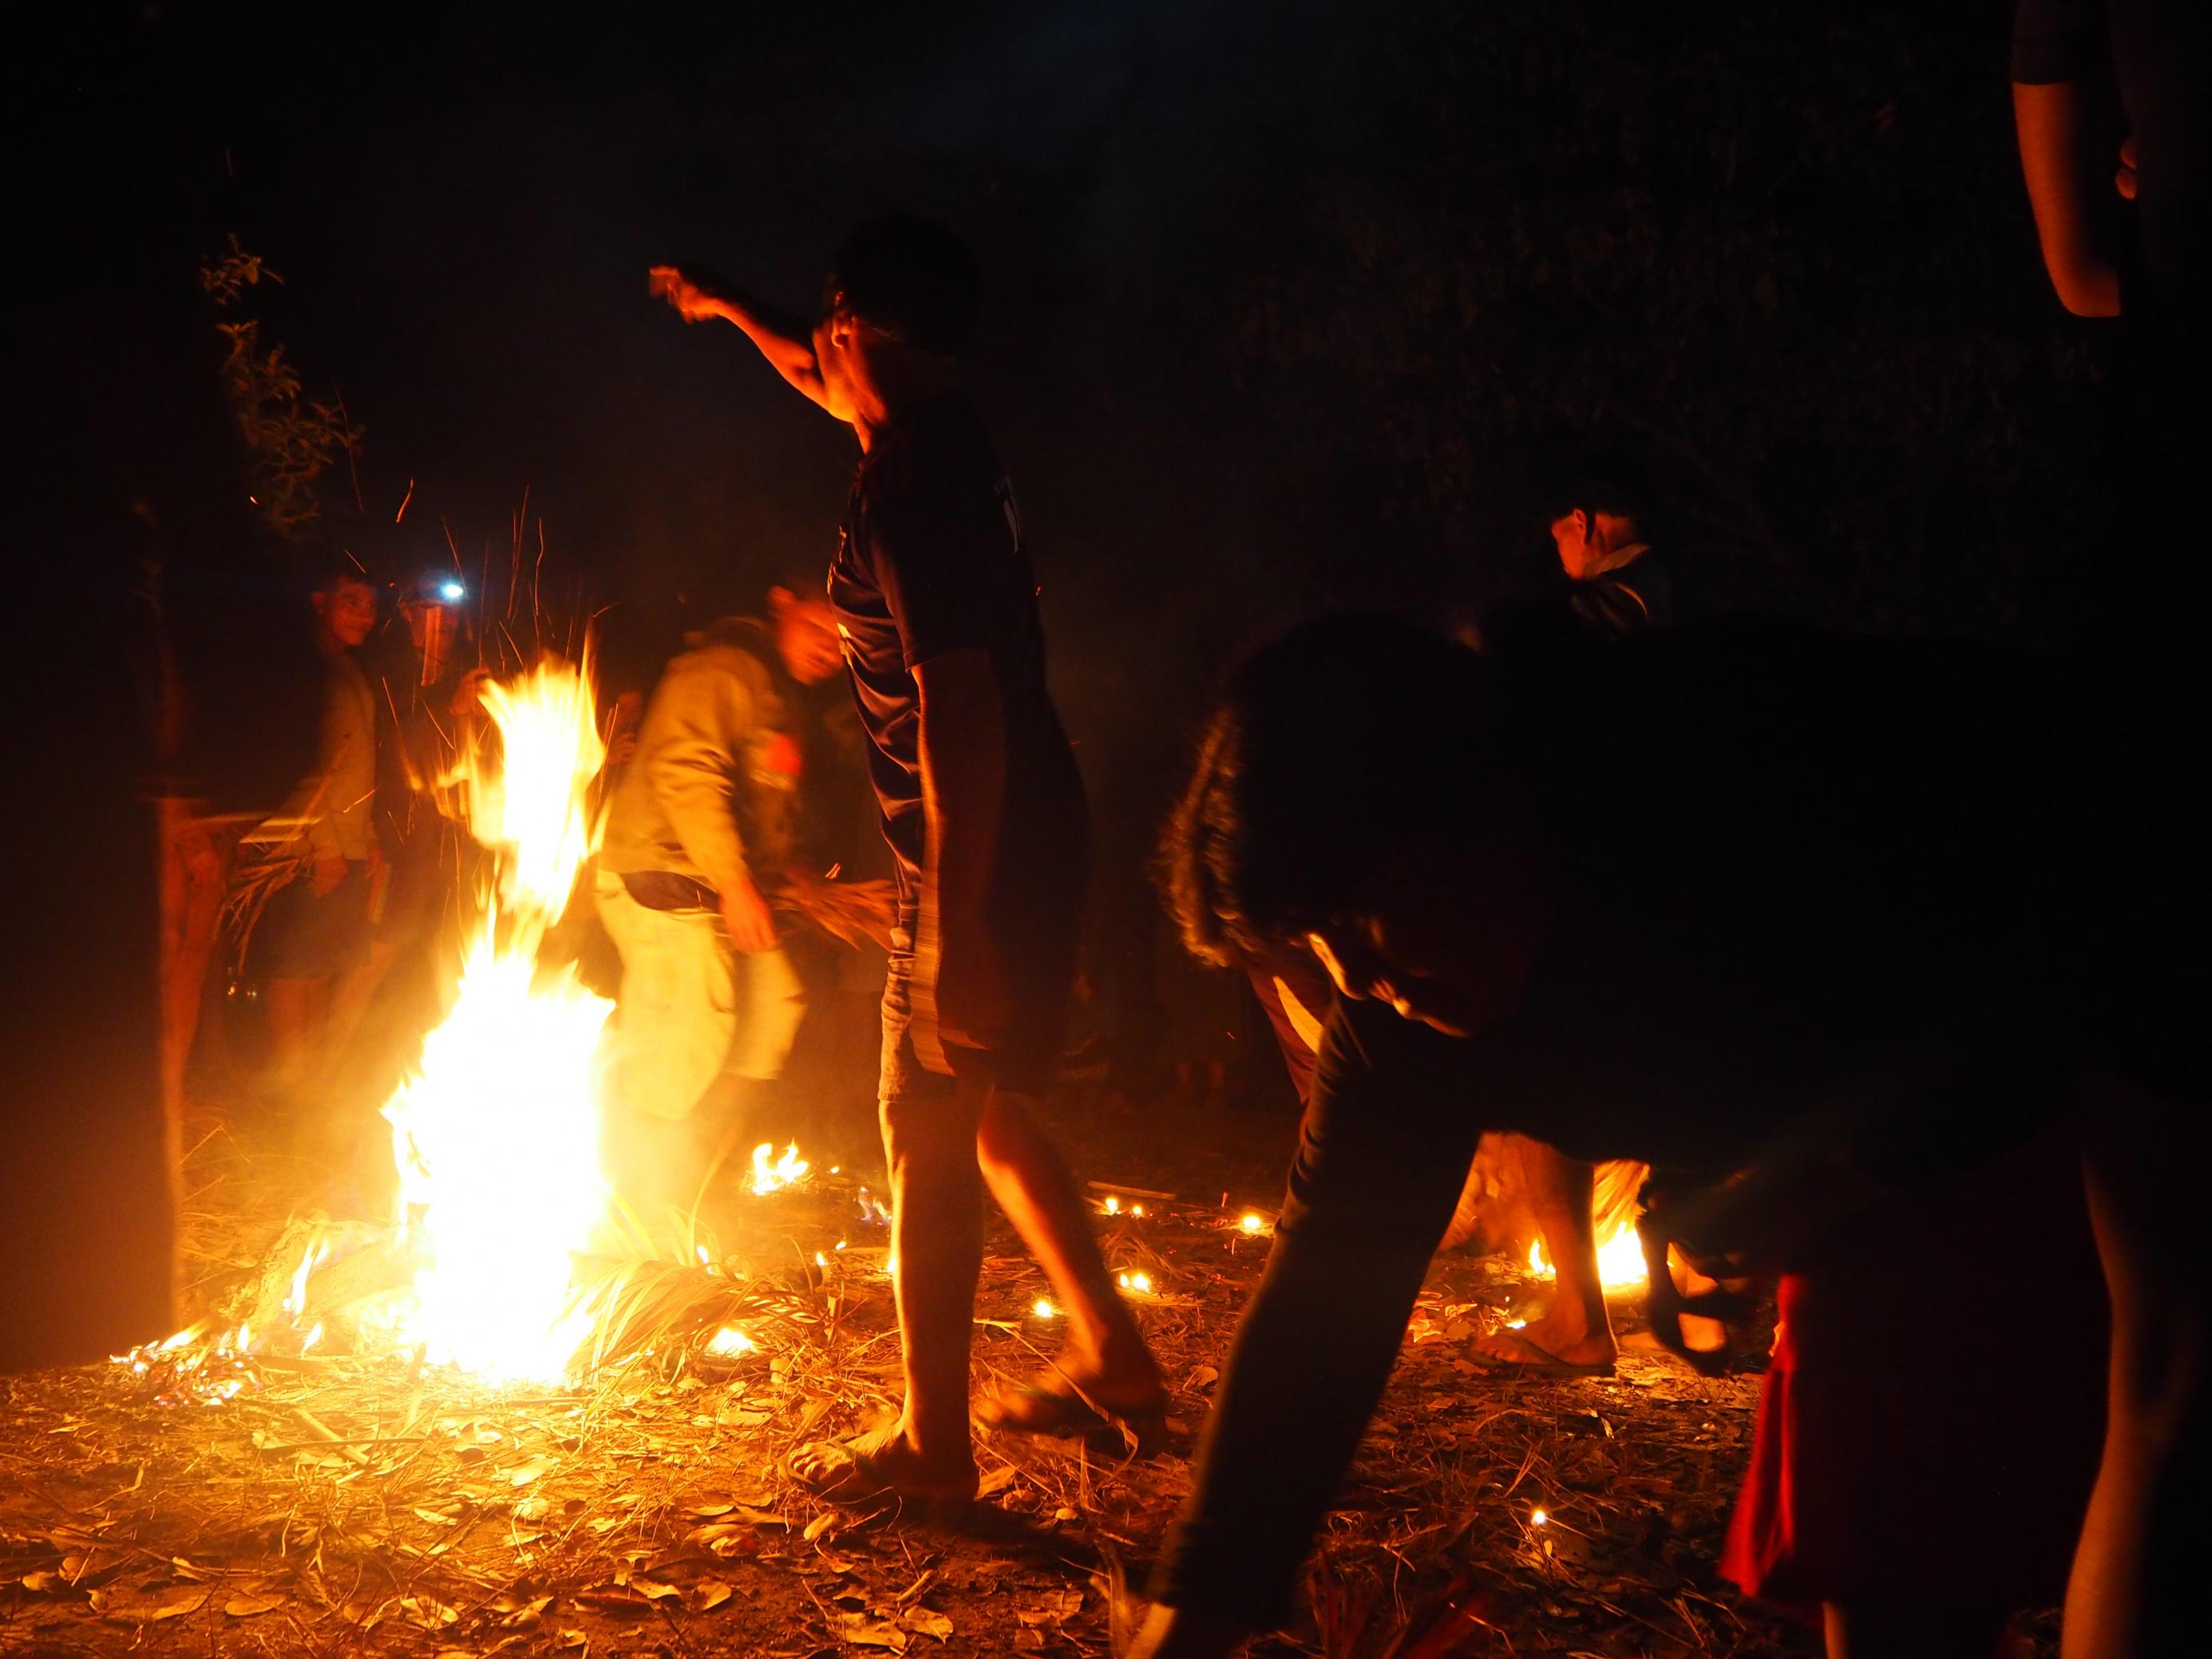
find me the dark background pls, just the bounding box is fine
[97,0,2110,793]
[16,0,2126,953]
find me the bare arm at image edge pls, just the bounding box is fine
[2011,0,2123,318]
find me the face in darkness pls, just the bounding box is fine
[316,578,378,649]
[1304,802,1552,1039]
[770,586,844,683]
[1550,509,1597,580]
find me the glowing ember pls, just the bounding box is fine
[381,655,611,1384]
[1527,1222,1647,1290]
[1033,1298,1057,1320]
[1530,1508,1549,1527]
[1238,1213,1266,1235]
[1101,1195,1121,1215]
[1117,1270,1155,1295]
[706,1326,755,1357]
[748,1142,809,1196]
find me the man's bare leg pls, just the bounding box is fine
[798,1082,987,1497]
[1472,1135,1616,1370]
[977,1090,1161,1410]
[2064,1074,2206,1659]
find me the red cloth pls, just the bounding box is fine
[1722,1130,2107,1613]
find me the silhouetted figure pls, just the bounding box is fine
[1131,613,2198,1659]
[650,216,1162,1500]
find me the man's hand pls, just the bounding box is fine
[309,854,348,897]
[1122,1602,1244,1659]
[648,266,727,325]
[451,667,492,720]
[719,877,778,954]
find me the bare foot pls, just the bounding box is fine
[787,1422,977,1503]
[978,1360,1169,1436]
[1470,1308,1616,1373]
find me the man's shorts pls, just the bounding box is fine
[878,853,1085,1107]
[259,861,372,979]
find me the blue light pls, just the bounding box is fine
[439,580,466,601]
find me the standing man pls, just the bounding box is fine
[595,590,841,1195]
[249,560,382,1104]
[651,216,1162,1500]
[1468,472,1675,1376]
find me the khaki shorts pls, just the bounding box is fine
[596,870,805,1119]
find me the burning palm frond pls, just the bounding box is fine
[560,1255,799,1377]
[776,876,896,951]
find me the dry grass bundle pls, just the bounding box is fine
[216,849,308,973]
[561,1254,805,1378]
[777,877,897,951]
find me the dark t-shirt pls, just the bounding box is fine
[826,393,1085,918]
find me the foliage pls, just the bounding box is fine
[1197,2,2108,639]
[200,235,362,544]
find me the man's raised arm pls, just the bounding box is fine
[648,265,837,412]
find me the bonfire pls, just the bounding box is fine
[125,653,801,1392]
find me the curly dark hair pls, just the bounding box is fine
[825,214,981,356]
[1158,613,1506,966]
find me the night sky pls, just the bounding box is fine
[45,0,2095,848]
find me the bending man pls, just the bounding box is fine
[1137,612,2199,1659]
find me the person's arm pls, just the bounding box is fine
[912,649,1007,1059]
[2011,0,2123,318]
[1138,999,1489,1653]
[647,265,835,412]
[647,659,776,952]
[2014,81,2123,317]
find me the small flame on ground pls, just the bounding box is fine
[1101,1195,1121,1216]
[1116,1271,1154,1295]
[1238,1213,1266,1235]
[706,1327,754,1357]
[1530,1508,1549,1527]
[1033,1298,1056,1320]
[749,1142,809,1196]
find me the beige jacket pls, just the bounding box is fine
[599,627,797,897]
[251,651,377,861]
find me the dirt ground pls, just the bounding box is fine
[2,1079,1834,1659]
